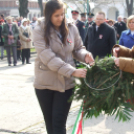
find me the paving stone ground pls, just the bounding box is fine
[0,54,134,134]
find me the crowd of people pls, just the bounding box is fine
[0,10,133,66]
[72,10,133,57]
[0,1,134,133]
[0,14,38,66]
[33,1,134,134]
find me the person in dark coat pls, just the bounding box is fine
[80,13,87,23]
[71,10,85,42]
[0,20,4,60]
[114,16,127,40]
[85,13,95,38]
[84,11,116,59]
[2,16,19,66]
[85,13,95,26]
[108,19,117,40]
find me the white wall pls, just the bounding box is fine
[10,9,19,17]
[9,8,41,20]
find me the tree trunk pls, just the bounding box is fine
[126,0,133,16]
[19,0,29,18]
[38,0,44,16]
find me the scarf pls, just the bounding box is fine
[20,24,28,30]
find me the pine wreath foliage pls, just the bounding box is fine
[72,56,134,122]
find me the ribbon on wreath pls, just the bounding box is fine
[72,103,84,134]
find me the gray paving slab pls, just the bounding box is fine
[0,54,134,134]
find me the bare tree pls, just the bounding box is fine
[18,0,29,18]
[38,0,44,16]
[126,0,134,16]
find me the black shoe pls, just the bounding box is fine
[8,64,11,66]
[26,62,31,64]
[14,64,17,66]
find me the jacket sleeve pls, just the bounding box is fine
[109,28,116,52]
[123,22,127,31]
[119,32,124,46]
[13,24,19,40]
[33,24,76,78]
[112,45,134,74]
[114,23,119,34]
[0,26,2,37]
[72,25,88,62]
[84,30,88,49]
[19,27,28,42]
[112,45,134,57]
[119,57,134,74]
[80,22,85,42]
[28,27,32,39]
[2,24,8,38]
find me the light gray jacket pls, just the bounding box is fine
[33,18,88,92]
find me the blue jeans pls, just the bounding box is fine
[0,46,4,59]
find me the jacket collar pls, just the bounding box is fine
[126,29,131,35]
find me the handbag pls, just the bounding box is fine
[23,31,29,38]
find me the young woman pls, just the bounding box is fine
[19,18,32,64]
[33,1,94,134]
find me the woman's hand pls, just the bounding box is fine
[114,58,119,67]
[72,69,87,78]
[113,47,120,57]
[85,53,94,66]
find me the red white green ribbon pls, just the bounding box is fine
[72,104,84,134]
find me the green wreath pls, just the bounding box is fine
[72,56,134,122]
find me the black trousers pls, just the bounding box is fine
[17,50,21,60]
[5,46,17,65]
[22,49,30,63]
[35,88,74,134]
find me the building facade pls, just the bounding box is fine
[0,0,130,21]
[67,0,129,20]
[92,0,127,20]
[0,0,45,20]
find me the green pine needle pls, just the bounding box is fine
[72,56,134,122]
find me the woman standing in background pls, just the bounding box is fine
[119,15,134,48]
[19,18,32,64]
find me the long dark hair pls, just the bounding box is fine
[44,0,68,46]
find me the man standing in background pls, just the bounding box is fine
[85,13,95,37]
[80,13,87,24]
[71,10,85,42]
[114,16,127,40]
[2,16,19,66]
[84,11,116,58]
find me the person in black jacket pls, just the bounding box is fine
[114,16,127,40]
[84,11,116,59]
[71,10,85,42]
[0,20,4,60]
